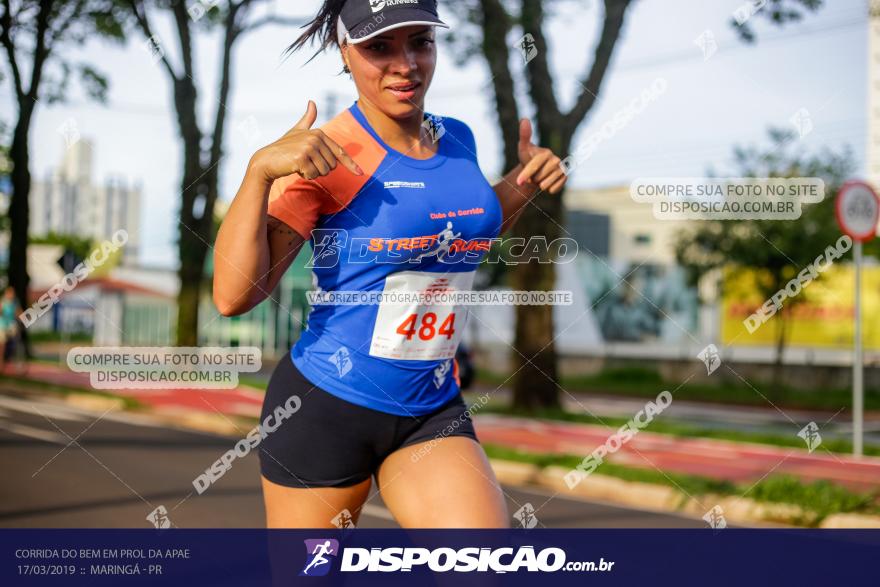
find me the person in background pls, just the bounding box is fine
[0,286,25,374]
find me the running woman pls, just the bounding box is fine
[213,0,567,528]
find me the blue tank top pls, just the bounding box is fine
[267,101,502,416]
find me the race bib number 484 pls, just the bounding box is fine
[369,270,474,361]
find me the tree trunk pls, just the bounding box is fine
[175,170,217,346]
[510,181,565,411]
[469,0,632,411]
[172,77,209,347]
[772,302,788,391]
[510,125,566,411]
[7,105,34,357]
[169,4,234,347]
[175,170,212,346]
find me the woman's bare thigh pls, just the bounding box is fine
[376,437,509,528]
[261,475,372,528]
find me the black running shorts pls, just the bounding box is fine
[258,352,479,488]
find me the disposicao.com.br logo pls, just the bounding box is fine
[300,539,339,577]
[299,540,614,575]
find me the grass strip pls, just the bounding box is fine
[482,443,880,525]
[1,373,144,411]
[476,366,880,411]
[478,402,880,457]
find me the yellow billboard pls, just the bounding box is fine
[721,264,880,349]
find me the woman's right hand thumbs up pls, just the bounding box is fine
[252,100,364,182]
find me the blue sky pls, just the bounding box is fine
[6,0,871,267]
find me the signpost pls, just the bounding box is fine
[835,180,880,457]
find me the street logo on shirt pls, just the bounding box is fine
[305,224,495,267]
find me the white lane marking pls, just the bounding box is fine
[0,396,88,422]
[99,411,176,428]
[0,395,174,430]
[0,421,67,443]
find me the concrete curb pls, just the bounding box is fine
[489,458,880,528]
[65,393,127,412]
[537,465,684,512]
[820,513,880,528]
[59,391,250,436]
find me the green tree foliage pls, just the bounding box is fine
[29,231,94,260]
[674,127,859,370]
[120,0,303,346]
[0,0,126,356]
[442,0,825,410]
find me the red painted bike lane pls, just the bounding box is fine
[473,414,880,493]
[6,362,880,493]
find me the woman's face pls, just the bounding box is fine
[342,25,437,120]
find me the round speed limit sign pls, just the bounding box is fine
[835,180,879,242]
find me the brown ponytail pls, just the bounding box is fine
[283,0,348,64]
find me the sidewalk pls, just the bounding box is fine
[5,362,880,494]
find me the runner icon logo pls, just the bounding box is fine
[433,359,451,389]
[519,33,537,63]
[332,509,356,529]
[513,503,539,528]
[300,539,339,577]
[422,114,445,143]
[329,346,353,377]
[146,505,171,529]
[697,344,721,375]
[703,505,727,529]
[307,229,347,269]
[798,422,822,453]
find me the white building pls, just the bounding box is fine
[564,185,693,265]
[29,138,142,263]
[869,1,880,191]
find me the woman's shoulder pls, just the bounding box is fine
[319,107,369,144]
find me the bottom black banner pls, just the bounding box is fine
[1,529,876,586]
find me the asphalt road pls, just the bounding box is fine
[0,387,707,529]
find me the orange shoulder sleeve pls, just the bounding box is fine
[266,109,386,239]
[266,174,327,240]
